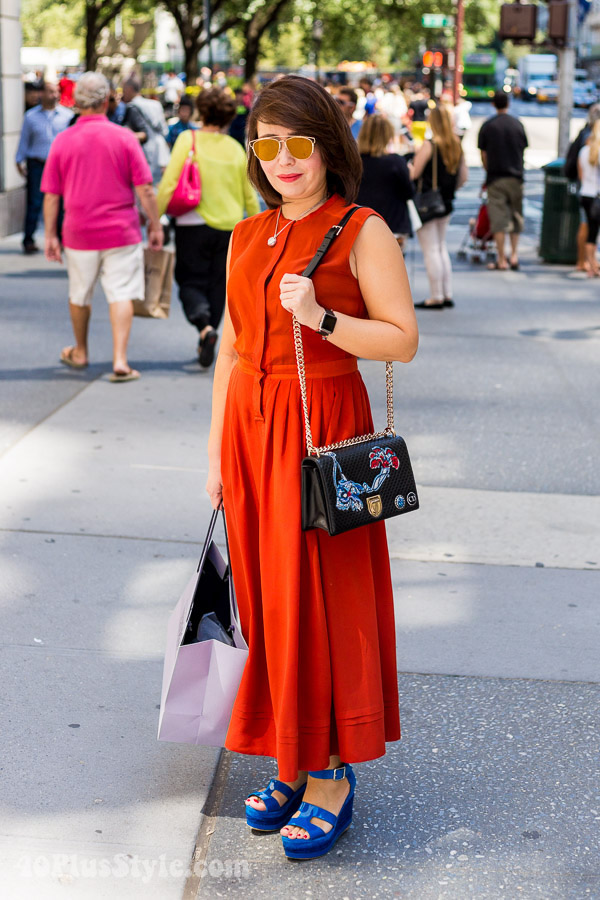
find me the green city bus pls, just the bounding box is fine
[461,51,500,101]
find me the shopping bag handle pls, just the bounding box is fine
[197,508,231,573]
[197,508,219,572]
[196,508,245,645]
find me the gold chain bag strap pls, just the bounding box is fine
[293,206,419,536]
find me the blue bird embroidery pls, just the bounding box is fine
[324,446,400,513]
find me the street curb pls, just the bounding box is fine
[183,749,232,899]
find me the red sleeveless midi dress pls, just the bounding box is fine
[221,194,400,782]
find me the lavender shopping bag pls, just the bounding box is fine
[157,510,248,746]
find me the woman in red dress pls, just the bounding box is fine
[206,76,418,860]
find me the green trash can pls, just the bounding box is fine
[539,158,580,264]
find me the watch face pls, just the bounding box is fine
[319,311,337,335]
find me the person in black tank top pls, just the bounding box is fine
[409,104,467,309]
[356,114,414,244]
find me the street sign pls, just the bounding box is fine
[422,14,454,27]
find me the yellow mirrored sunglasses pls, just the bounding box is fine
[249,136,316,162]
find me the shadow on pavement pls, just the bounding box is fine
[4,269,68,279]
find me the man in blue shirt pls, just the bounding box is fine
[335,88,363,140]
[166,95,196,148]
[107,85,127,125]
[15,81,72,253]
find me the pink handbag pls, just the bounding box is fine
[166,130,201,217]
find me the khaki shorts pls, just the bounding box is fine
[64,243,145,306]
[487,177,524,235]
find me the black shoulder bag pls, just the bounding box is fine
[295,206,419,536]
[414,143,447,224]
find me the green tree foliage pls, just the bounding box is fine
[85,0,154,69]
[241,0,293,79]
[22,0,154,70]
[21,0,84,50]
[247,0,500,74]
[160,0,243,82]
[22,0,501,80]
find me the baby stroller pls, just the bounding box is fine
[457,189,496,264]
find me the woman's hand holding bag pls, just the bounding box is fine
[279,273,322,329]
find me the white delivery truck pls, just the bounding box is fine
[518,54,558,100]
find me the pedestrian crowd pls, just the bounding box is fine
[15,66,597,380]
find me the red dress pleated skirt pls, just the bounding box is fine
[220,195,401,782]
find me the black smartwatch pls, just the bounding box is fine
[316,308,337,339]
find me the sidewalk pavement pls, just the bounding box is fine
[1,194,599,899]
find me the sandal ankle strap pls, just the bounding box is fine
[308,764,349,781]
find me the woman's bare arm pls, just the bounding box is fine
[328,216,418,361]
[279,216,418,363]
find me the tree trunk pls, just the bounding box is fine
[244,28,260,81]
[185,41,200,84]
[85,6,100,71]
[244,0,291,81]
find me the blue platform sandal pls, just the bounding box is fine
[245,778,307,832]
[281,764,356,860]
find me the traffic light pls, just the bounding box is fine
[499,3,537,40]
[422,50,444,68]
[548,0,568,43]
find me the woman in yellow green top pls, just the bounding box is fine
[157,88,260,367]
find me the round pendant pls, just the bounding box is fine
[267,236,277,247]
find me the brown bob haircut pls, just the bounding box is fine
[247,75,363,208]
[196,87,236,128]
[357,114,394,157]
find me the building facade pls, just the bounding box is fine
[579,0,600,79]
[0,0,24,236]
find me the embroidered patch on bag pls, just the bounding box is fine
[325,446,400,513]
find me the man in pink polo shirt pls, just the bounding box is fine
[42,71,163,382]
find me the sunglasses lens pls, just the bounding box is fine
[286,137,313,159]
[253,138,280,161]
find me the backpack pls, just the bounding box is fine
[564,126,588,181]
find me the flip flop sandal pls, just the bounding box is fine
[60,347,88,369]
[109,369,140,383]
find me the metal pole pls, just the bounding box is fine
[453,0,465,105]
[557,0,578,157]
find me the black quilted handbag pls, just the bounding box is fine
[294,208,420,537]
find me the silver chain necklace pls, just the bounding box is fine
[267,197,327,247]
